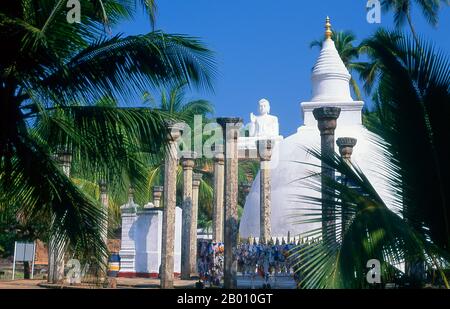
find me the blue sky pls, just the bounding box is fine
[115,0,449,136]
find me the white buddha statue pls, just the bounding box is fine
[249,99,280,138]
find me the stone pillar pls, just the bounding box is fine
[48,149,72,283]
[191,172,202,275]
[256,139,273,243]
[336,137,357,161]
[160,122,181,289]
[336,137,357,236]
[240,182,252,195]
[213,144,225,242]
[119,187,138,275]
[58,151,72,177]
[180,151,196,280]
[153,186,163,208]
[217,117,243,289]
[99,180,109,273]
[313,107,341,244]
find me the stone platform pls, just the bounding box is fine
[237,274,297,289]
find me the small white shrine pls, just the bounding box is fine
[239,18,397,238]
[118,195,182,277]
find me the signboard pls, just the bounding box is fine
[15,242,35,262]
[12,241,36,280]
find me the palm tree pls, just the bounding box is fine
[146,82,215,119]
[291,150,449,288]
[362,30,450,254]
[0,1,216,267]
[310,30,367,100]
[292,30,450,288]
[381,0,449,45]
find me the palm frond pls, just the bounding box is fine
[33,105,172,204]
[290,149,449,288]
[0,134,108,267]
[363,29,450,250]
[26,32,216,109]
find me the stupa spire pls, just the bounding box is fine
[325,16,332,40]
[310,16,352,102]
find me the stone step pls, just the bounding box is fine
[237,275,297,289]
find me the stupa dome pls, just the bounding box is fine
[239,18,397,239]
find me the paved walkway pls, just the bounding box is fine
[117,277,197,289]
[0,280,46,289]
[0,278,197,289]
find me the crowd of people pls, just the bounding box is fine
[197,239,314,287]
[197,240,224,287]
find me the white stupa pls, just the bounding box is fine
[239,18,397,238]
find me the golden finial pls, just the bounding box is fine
[325,16,332,39]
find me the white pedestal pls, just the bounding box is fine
[119,210,137,275]
[238,136,283,150]
[130,206,183,277]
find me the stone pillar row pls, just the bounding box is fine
[51,116,276,289]
[159,123,205,286]
[119,117,274,289]
[312,108,359,246]
[53,112,358,289]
